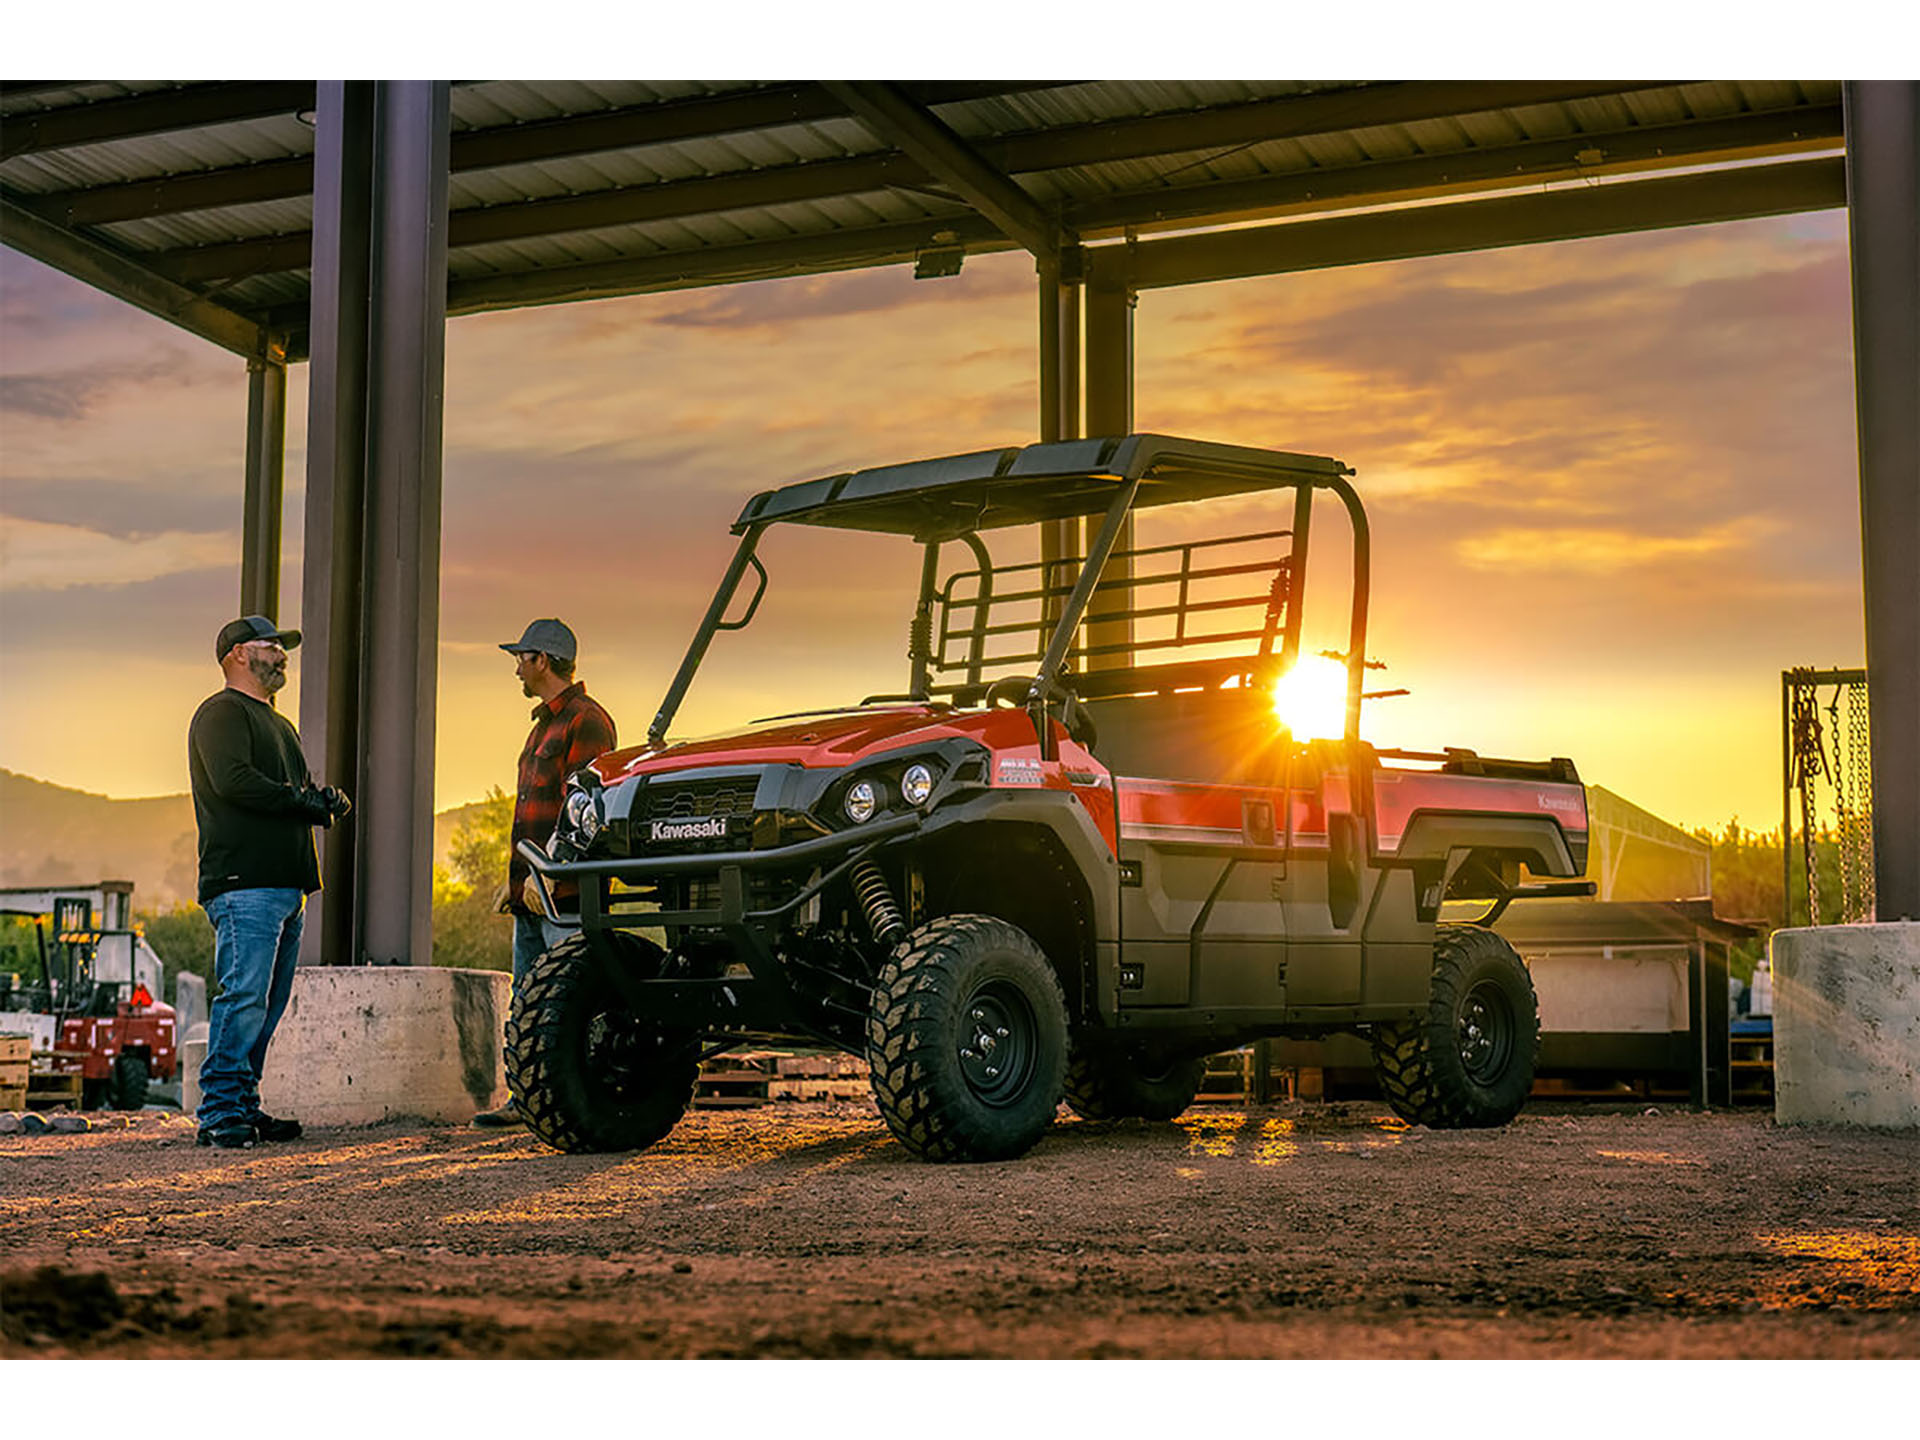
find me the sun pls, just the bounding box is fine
[1270,654,1349,741]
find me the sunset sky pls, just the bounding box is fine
[0,126,1866,835]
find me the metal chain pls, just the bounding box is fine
[1787,670,1831,926]
[1845,679,1876,921]
[1828,687,1860,923]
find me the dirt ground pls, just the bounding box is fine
[2,1097,1916,1359]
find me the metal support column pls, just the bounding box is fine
[298,82,375,966]
[297,81,451,966]
[1038,255,1081,644]
[356,81,451,966]
[1084,265,1135,667]
[240,351,287,619]
[1843,82,1920,921]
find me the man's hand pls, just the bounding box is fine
[320,785,353,821]
[491,882,512,915]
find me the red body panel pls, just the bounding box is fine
[1115,765,1585,854]
[594,705,1581,864]
[55,1001,178,1081]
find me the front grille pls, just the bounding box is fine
[640,778,758,822]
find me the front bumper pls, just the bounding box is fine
[517,814,925,1034]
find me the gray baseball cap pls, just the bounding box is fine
[500,618,577,662]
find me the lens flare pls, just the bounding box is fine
[1270,654,1349,741]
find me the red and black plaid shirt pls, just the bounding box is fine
[509,681,616,912]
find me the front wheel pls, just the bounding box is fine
[1064,1032,1205,1121]
[866,914,1068,1163]
[105,1053,150,1111]
[1371,925,1538,1128]
[505,932,701,1154]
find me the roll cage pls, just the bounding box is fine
[646,434,1371,761]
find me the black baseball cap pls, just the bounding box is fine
[217,615,302,662]
[499,618,577,663]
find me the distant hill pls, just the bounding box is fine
[0,769,490,911]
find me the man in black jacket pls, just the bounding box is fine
[188,615,351,1149]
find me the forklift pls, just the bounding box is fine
[0,882,179,1110]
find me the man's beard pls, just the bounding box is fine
[249,652,288,695]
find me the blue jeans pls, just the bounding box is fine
[198,888,305,1130]
[512,912,568,988]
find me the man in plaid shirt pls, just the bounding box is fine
[476,617,617,1127]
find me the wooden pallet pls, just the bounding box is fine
[769,1076,871,1102]
[0,1033,31,1065]
[25,1073,82,1110]
[0,1083,27,1112]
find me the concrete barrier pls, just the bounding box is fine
[256,966,511,1127]
[1772,922,1920,1129]
[180,1021,210,1118]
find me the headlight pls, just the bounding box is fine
[844,779,880,824]
[563,787,603,843]
[901,763,935,807]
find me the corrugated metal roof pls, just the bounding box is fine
[0,79,1846,359]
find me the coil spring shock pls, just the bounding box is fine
[849,859,907,949]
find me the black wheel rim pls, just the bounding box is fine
[584,1010,666,1101]
[1457,980,1515,1083]
[956,979,1037,1107]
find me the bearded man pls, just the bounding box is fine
[187,615,351,1149]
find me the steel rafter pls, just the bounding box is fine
[0,81,315,161]
[1086,157,1846,291]
[0,188,270,357]
[823,80,1065,260]
[134,97,1839,288]
[31,80,1086,227]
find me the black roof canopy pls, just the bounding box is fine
[732,434,1352,537]
[0,79,1844,363]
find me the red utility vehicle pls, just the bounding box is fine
[513,435,1592,1162]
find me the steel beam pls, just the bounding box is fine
[139,94,1842,287]
[1091,157,1846,291]
[0,190,268,358]
[37,82,1085,227]
[241,356,288,619]
[355,81,452,968]
[1084,275,1135,668]
[1038,254,1082,641]
[824,81,1061,261]
[298,82,376,968]
[1065,105,1844,237]
[443,213,1017,316]
[0,81,314,161]
[1843,82,1920,921]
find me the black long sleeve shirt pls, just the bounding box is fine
[187,688,323,903]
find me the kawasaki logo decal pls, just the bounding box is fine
[650,816,730,842]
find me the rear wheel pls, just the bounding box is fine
[1371,925,1538,1128]
[867,914,1068,1163]
[1064,1033,1205,1121]
[105,1053,149,1111]
[506,932,701,1154]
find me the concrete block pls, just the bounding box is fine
[1773,922,1920,1129]
[257,966,510,1127]
[173,971,208,1043]
[180,1022,209,1119]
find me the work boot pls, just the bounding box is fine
[249,1112,303,1142]
[471,1101,524,1128]
[196,1120,257,1149]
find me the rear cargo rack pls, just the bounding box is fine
[927,529,1296,696]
